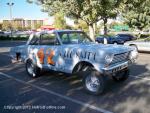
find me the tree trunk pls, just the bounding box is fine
[89,24,95,41]
[93,23,96,33]
[103,18,108,35]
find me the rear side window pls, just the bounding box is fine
[61,34,69,44]
[40,33,59,45]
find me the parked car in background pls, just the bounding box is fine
[96,35,125,44]
[10,30,138,95]
[13,31,30,37]
[117,34,137,41]
[0,31,5,37]
[0,31,10,37]
[124,38,150,52]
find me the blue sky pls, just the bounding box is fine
[0,0,49,20]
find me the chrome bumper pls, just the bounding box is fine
[102,61,131,74]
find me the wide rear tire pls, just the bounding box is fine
[26,59,41,78]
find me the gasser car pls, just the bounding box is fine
[10,30,138,95]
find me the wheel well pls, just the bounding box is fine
[129,44,136,46]
[72,61,94,73]
[129,44,138,50]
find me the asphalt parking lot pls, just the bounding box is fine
[0,41,150,113]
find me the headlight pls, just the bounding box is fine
[105,54,114,64]
[129,50,138,60]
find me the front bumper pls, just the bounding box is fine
[102,61,132,74]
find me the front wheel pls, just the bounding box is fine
[82,70,106,95]
[112,69,129,82]
[26,59,41,78]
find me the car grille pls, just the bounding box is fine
[112,52,129,64]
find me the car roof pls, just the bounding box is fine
[33,30,84,36]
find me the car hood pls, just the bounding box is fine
[63,43,132,55]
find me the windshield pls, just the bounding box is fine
[58,31,93,44]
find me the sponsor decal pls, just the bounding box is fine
[37,48,96,65]
[59,50,96,61]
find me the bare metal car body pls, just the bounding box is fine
[10,30,138,95]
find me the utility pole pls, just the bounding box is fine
[7,2,14,40]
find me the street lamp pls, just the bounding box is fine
[7,2,14,39]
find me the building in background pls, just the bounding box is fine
[2,18,44,30]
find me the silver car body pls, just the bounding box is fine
[10,30,137,75]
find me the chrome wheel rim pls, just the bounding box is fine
[85,75,100,92]
[27,62,35,77]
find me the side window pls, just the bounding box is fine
[69,33,79,43]
[61,34,69,44]
[41,33,59,45]
[29,35,40,45]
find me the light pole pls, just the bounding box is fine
[7,2,14,39]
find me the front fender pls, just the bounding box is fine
[71,59,103,74]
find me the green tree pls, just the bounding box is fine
[99,0,122,34]
[74,19,88,32]
[121,0,150,31]
[25,26,31,30]
[34,23,42,29]
[2,21,11,30]
[54,13,67,29]
[0,23,2,30]
[12,22,22,30]
[27,0,124,40]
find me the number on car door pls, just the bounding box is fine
[39,32,61,70]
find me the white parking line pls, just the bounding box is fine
[0,53,10,57]
[0,72,113,113]
[130,75,150,81]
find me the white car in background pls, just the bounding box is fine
[0,31,10,37]
[124,39,150,52]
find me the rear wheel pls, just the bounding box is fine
[112,69,129,82]
[26,59,41,78]
[82,69,106,95]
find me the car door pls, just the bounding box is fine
[38,32,62,71]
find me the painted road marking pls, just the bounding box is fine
[130,75,150,81]
[0,72,113,113]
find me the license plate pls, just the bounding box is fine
[112,64,128,73]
